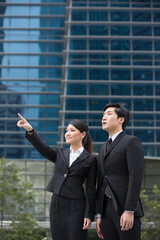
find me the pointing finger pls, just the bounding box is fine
[18,113,26,122]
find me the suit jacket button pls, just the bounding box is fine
[64,173,67,178]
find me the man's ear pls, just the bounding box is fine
[120,117,124,124]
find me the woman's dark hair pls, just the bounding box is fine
[103,103,130,130]
[69,119,93,153]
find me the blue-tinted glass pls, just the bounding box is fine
[111,69,130,80]
[132,11,151,21]
[0,121,5,130]
[89,99,108,110]
[134,100,153,111]
[89,11,108,21]
[72,1,86,7]
[89,40,108,50]
[154,12,160,22]
[49,6,65,15]
[69,54,86,65]
[89,113,102,126]
[134,114,154,127]
[133,26,151,36]
[89,26,108,35]
[89,54,108,65]
[111,54,130,65]
[157,131,160,141]
[70,39,86,50]
[132,1,151,8]
[155,85,160,95]
[155,70,160,80]
[71,25,87,35]
[133,40,152,51]
[111,99,131,110]
[133,84,153,95]
[155,55,160,66]
[133,54,152,66]
[90,129,108,142]
[6,148,25,159]
[156,100,160,110]
[89,69,108,80]
[67,84,86,95]
[66,99,86,110]
[89,0,108,7]
[134,130,154,143]
[10,6,29,15]
[111,26,130,36]
[156,115,160,126]
[48,43,64,52]
[111,12,129,21]
[153,0,160,8]
[68,69,86,80]
[155,40,160,50]
[111,40,130,50]
[48,18,65,27]
[133,69,152,81]
[89,84,109,95]
[111,84,131,95]
[111,2,129,7]
[72,11,86,21]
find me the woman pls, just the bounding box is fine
[17,113,97,240]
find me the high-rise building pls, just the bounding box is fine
[0,0,160,220]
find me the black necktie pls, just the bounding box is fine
[106,138,112,152]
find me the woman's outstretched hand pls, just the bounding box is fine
[17,113,33,131]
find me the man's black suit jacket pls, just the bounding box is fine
[26,130,97,221]
[96,131,144,217]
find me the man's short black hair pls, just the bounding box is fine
[103,103,130,130]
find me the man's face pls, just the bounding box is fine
[102,107,124,132]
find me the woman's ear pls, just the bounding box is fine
[81,131,86,140]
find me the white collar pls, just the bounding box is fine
[70,146,84,154]
[109,130,123,142]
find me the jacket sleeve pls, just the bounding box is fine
[84,156,97,221]
[25,130,57,162]
[124,137,144,211]
[96,159,105,215]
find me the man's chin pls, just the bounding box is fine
[102,126,108,131]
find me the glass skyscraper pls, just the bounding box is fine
[0,0,160,220]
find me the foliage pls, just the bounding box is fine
[0,157,46,240]
[141,185,160,240]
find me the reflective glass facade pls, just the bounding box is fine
[0,0,160,220]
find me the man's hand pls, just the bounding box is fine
[120,211,134,231]
[83,218,91,230]
[96,217,104,239]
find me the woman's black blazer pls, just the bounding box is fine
[26,130,97,221]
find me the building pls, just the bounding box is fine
[0,0,160,221]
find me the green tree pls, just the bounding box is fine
[141,185,160,240]
[0,157,46,240]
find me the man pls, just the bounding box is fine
[96,103,144,240]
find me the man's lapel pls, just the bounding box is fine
[104,131,125,158]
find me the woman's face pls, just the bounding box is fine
[65,124,85,146]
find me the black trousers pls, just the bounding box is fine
[101,196,141,240]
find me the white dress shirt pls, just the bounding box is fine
[109,130,123,142]
[69,146,84,167]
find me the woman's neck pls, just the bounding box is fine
[71,144,83,151]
